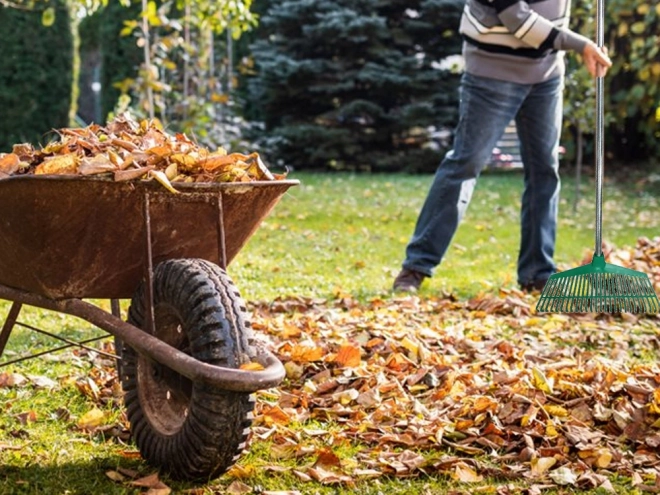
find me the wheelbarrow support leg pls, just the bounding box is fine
[142,192,156,336]
[0,302,22,358]
[216,191,228,270]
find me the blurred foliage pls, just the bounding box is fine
[105,0,258,150]
[3,0,659,165]
[606,0,660,160]
[0,0,74,151]
[564,0,660,164]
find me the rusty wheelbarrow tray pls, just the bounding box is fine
[0,174,298,480]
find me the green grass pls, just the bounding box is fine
[0,168,658,494]
[230,169,660,301]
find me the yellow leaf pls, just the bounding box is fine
[77,408,106,429]
[546,420,559,438]
[531,456,557,476]
[239,362,265,371]
[400,337,420,358]
[164,162,178,180]
[544,404,568,417]
[531,367,554,394]
[150,170,179,194]
[284,361,304,380]
[332,388,359,405]
[595,449,613,468]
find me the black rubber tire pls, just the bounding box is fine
[120,258,256,480]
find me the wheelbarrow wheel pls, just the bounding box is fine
[120,258,256,480]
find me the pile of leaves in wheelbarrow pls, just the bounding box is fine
[0,113,285,192]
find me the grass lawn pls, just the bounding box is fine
[231,169,660,300]
[0,168,659,494]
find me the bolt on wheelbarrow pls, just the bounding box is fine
[0,174,298,480]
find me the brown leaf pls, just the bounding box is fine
[260,405,291,426]
[15,411,37,425]
[307,466,353,485]
[314,448,342,469]
[0,372,27,388]
[226,480,253,494]
[130,473,170,492]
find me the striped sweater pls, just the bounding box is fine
[459,0,590,83]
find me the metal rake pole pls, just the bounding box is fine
[594,0,605,258]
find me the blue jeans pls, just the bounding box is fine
[402,72,563,286]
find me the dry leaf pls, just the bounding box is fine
[452,463,483,482]
[106,470,126,482]
[531,367,554,394]
[0,153,21,174]
[76,408,106,430]
[240,362,266,371]
[530,457,557,476]
[549,466,577,485]
[334,344,361,368]
[226,480,253,494]
[35,154,79,175]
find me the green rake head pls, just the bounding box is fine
[537,254,660,314]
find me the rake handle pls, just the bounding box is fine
[594,0,605,257]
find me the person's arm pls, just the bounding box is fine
[490,0,612,77]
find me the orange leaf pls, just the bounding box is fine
[334,344,361,368]
[290,345,324,363]
[0,153,20,174]
[261,405,291,426]
[34,154,79,175]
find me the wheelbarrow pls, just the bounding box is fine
[0,174,298,480]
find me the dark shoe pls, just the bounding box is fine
[520,278,549,293]
[393,268,427,293]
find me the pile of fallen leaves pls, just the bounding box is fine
[0,114,284,192]
[231,239,660,494]
[604,237,660,292]
[243,290,660,494]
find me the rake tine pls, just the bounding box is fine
[537,266,659,314]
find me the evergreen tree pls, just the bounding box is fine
[247,0,464,172]
[0,0,74,150]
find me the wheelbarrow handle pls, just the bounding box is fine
[0,283,285,393]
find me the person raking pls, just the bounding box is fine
[393,0,612,293]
